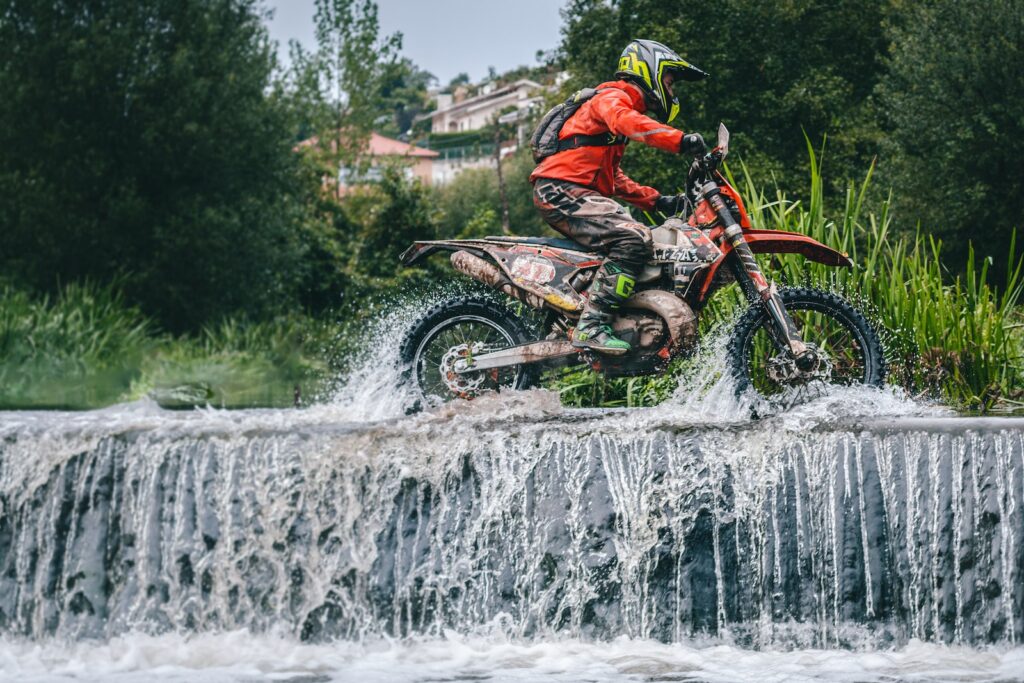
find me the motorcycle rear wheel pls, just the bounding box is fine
[400,296,540,405]
[728,287,885,400]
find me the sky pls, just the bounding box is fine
[265,0,567,85]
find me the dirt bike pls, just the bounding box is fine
[399,124,885,405]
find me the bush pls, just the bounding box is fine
[434,149,548,239]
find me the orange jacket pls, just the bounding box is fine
[530,80,684,212]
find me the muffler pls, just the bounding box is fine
[450,251,547,309]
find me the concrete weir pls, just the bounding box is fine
[0,406,1021,649]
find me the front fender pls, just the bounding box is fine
[742,229,852,267]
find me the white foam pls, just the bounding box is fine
[2,632,1021,683]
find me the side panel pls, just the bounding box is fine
[483,244,599,313]
[400,239,600,314]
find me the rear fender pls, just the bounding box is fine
[401,239,598,313]
[400,240,490,266]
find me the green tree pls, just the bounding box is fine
[0,0,312,331]
[435,150,548,239]
[286,0,402,171]
[346,164,438,280]
[447,72,471,89]
[376,58,436,138]
[559,0,889,196]
[877,0,1024,271]
[279,0,416,307]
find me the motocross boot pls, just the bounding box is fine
[572,261,635,355]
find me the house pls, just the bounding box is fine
[429,79,544,133]
[349,132,439,187]
[297,131,440,193]
[430,139,519,187]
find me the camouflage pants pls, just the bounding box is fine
[532,179,653,275]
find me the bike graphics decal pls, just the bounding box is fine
[654,247,701,263]
[654,229,722,264]
[510,254,557,284]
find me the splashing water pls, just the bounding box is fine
[319,296,943,430]
[0,298,1016,682]
[4,630,1023,682]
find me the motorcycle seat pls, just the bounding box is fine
[485,235,591,252]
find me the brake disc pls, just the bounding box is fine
[439,343,487,397]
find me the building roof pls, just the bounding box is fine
[366,132,438,158]
[297,131,439,158]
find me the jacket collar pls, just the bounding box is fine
[597,80,647,113]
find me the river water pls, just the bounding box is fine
[1,356,1022,681]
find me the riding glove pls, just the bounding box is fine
[654,194,684,215]
[680,133,706,156]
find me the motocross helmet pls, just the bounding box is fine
[615,39,708,123]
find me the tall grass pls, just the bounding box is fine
[550,143,1024,411]
[0,284,336,409]
[0,283,155,408]
[127,317,334,407]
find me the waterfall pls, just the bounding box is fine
[0,402,1021,650]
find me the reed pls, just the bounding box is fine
[0,282,156,408]
[127,317,334,407]
[551,143,1023,411]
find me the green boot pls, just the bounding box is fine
[572,261,635,355]
[572,311,631,355]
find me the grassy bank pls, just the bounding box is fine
[0,283,335,409]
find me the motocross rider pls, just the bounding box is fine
[531,39,708,355]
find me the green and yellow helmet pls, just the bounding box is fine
[615,39,708,123]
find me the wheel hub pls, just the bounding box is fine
[766,343,833,385]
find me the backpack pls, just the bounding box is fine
[529,87,627,164]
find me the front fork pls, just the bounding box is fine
[706,189,808,358]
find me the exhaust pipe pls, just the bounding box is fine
[450,251,547,309]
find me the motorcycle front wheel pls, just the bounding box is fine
[400,296,540,405]
[727,287,885,400]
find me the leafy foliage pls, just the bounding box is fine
[435,149,548,238]
[376,58,437,138]
[0,0,311,331]
[876,0,1024,274]
[285,0,403,167]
